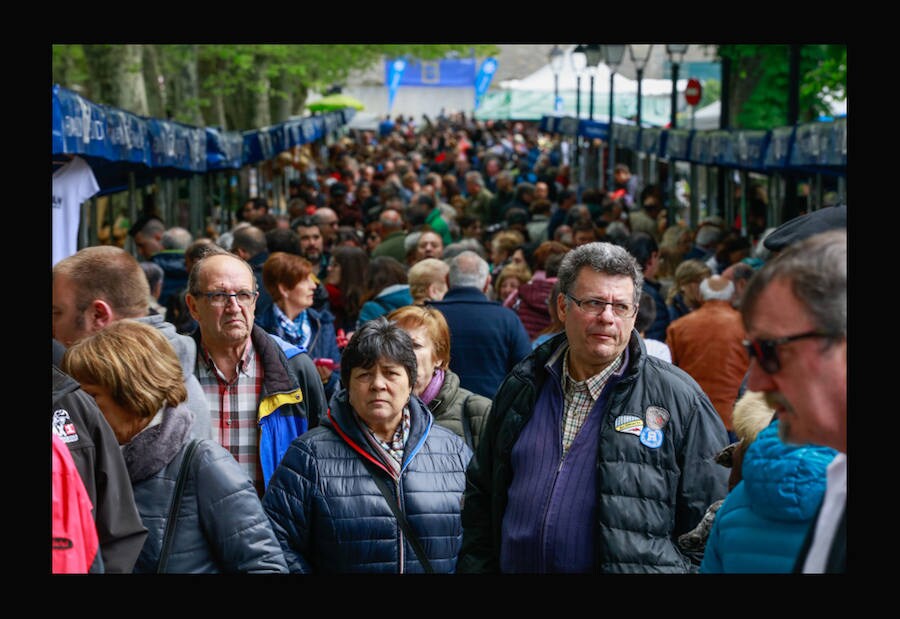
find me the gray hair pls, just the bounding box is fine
[162,226,193,250]
[448,250,490,290]
[700,276,735,302]
[140,261,164,292]
[741,229,846,340]
[557,242,644,307]
[443,238,487,261]
[465,171,485,188]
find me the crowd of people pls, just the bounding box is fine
[51,112,847,574]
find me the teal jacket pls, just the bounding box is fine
[700,420,837,573]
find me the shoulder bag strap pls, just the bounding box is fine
[157,439,201,573]
[358,457,434,574]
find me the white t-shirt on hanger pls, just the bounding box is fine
[52,156,99,266]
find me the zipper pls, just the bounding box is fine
[395,476,404,574]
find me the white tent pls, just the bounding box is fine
[499,48,686,97]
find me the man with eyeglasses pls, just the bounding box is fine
[740,230,846,573]
[458,242,729,573]
[186,253,327,497]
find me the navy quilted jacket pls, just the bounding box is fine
[262,390,472,573]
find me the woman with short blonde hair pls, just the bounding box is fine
[62,320,287,574]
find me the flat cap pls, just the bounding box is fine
[763,205,846,252]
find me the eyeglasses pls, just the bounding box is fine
[743,331,832,374]
[198,290,258,307]
[565,294,636,318]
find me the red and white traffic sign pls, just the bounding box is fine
[685,78,702,107]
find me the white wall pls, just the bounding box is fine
[344,85,476,121]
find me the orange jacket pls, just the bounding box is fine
[666,300,750,430]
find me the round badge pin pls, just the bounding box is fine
[640,426,663,449]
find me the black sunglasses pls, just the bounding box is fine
[743,331,832,374]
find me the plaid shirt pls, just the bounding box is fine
[196,341,265,495]
[559,344,623,455]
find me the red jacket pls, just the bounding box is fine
[505,275,557,340]
[52,433,101,573]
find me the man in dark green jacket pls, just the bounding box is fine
[458,242,729,573]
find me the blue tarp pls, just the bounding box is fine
[539,114,846,175]
[53,84,353,191]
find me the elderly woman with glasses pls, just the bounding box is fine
[263,317,473,573]
[62,320,288,573]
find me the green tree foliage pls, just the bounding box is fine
[718,44,846,129]
[53,44,499,131]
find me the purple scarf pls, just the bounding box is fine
[420,368,445,406]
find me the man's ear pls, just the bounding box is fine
[483,274,492,295]
[185,292,201,321]
[88,299,115,331]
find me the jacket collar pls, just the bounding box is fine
[323,389,433,473]
[122,405,194,483]
[434,286,491,304]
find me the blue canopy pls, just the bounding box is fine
[52,84,353,193]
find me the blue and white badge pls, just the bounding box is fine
[640,426,663,449]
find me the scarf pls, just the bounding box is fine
[274,304,311,349]
[354,405,411,480]
[419,368,445,406]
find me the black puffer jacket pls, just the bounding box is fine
[127,405,287,573]
[263,390,472,573]
[458,331,729,573]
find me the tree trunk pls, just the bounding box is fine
[82,44,120,106]
[179,44,204,126]
[213,92,227,130]
[143,45,166,118]
[251,55,271,128]
[272,69,293,123]
[293,84,309,116]
[119,45,149,116]
[728,56,763,129]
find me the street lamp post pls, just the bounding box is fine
[666,44,688,129]
[570,45,588,176]
[603,44,626,193]
[629,44,654,128]
[549,45,564,114]
[666,44,689,226]
[584,44,603,121]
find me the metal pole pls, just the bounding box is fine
[636,68,643,128]
[588,74,595,121]
[574,75,582,173]
[670,61,680,130]
[607,69,615,192]
[553,74,559,113]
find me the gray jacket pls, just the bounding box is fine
[126,404,288,573]
[137,314,211,440]
[428,368,492,452]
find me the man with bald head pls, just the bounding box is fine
[186,252,327,497]
[313,207,340,254]
[666,274,750,439]
[371,208,407,262]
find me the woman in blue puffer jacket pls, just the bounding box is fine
[263,317,472,573]
[700,417,837,573]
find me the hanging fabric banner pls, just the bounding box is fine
[474,57,498,110]
[386,58,407,112]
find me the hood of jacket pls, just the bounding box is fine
[321,388,433,475]
[741,420,837,522]
[137,314,196,382]
[122,404,194,483]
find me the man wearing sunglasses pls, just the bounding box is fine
[186,253,328,498]
[740,229,846,573]
[459,242,729,573]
